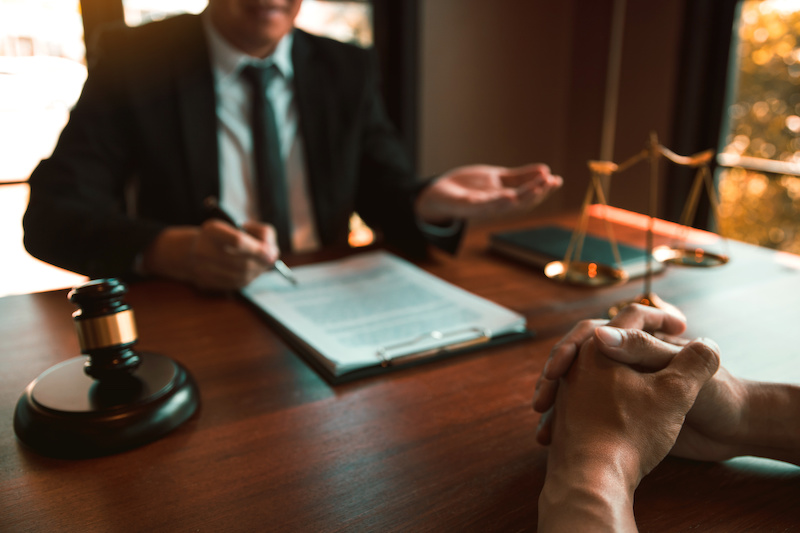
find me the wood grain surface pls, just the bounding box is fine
[2,209,799,532]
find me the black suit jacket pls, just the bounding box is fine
[24,14,440,278]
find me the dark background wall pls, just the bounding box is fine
[417,0,689,219]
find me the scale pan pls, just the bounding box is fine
[653,245,728,267]
[544,260,629,287]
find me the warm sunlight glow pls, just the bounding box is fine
[348,213,375,248]
[719,0,800,255]
[543,261,565,279]
[694,248,705,263]
[0,184,87,296]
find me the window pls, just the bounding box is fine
[717,0,800,255]
[0,0,88,296]
[122,0,207,27]
[0,0,86,184]
[122,0,373,47]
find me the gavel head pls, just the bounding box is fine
[68,278,141,381]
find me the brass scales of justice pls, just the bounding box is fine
[544,132,729,315]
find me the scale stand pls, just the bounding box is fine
[608,133,724,317]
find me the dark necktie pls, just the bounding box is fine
[241,64,292,252]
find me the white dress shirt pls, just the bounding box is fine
[202,15,320,252]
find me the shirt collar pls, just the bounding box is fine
[201,12,294,83]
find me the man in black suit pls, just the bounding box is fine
[24,0,562,290]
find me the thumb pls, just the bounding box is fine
[594,326,680,370]
[241,221,280,264]
[535,407,555,446]
[499,163,550,187]
[503,162,551,177]
[662,338,721,389]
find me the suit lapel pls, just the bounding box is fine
[173,16,219,222]
[292,31,336,245]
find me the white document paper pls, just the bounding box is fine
[241,251,527,377]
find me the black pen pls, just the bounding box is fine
[203,197,299,286]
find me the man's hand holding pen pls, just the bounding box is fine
[141,218,285,291]
[202,199,298,286]
[199,217,283,288]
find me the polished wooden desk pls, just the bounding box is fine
[2,210,799,532]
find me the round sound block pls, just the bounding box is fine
[14,352,200,459]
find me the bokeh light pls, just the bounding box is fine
[719,0,800,255]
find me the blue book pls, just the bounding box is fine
[489,225,662,279]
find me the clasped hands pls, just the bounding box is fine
[534,302,763,531]
[533,303,748,469]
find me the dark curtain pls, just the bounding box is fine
[666,0,741,227]
[372,0,419,170]
[80,0,125,63]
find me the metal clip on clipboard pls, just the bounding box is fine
[376,327,492,368]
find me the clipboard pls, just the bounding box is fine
[240,251,533,384]
[244,302,533,383]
